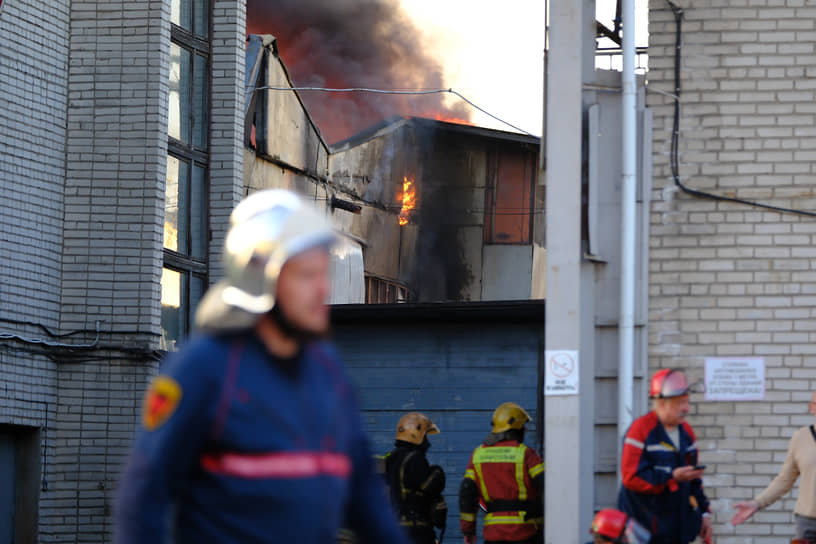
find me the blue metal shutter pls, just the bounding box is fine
[334,318,543,542]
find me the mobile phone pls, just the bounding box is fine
[694,464,706,470]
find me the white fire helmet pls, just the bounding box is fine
[194,189,338,332]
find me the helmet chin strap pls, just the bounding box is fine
[268,303,325,345]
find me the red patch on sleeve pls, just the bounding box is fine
[142,375,182,431]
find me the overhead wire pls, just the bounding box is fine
[665,0,816,218]
[250,85,538,137]
[322,201,545,216]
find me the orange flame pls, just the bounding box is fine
[433,113,473,126]
[399,176,416,226]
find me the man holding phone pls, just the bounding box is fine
[618,369,712,544]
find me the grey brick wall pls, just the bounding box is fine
[0,0,70,537]
[43,358,157,543]
[649,1,816,542]
[208,0,245,282]
[0,0,70,325]
[1,0,247,541]
[61,0,169,337]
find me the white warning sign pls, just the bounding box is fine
[545,350,579,396]
[705,357,765,401]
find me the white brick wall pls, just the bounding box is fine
[649,1,816,542]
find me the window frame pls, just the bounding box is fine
[168,27,210,152]
[364,275,413,304]
[161,263,207,348]
[162,151,210,270]
[483,146,536,245]
[162,0,212,348]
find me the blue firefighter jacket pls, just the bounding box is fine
[115,331,408,544]
[617,411,710,544]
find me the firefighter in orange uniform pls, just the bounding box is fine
[459,402,544,544]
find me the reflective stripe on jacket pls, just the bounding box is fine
[459,440,543,542]
[618,411,710,544]
[115,332,409,544]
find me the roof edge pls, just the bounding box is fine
[330,300,545,324]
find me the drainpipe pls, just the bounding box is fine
[618,0,637,475]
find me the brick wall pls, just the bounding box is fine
[1,0,247,540]
[61,0,170,337]
[648,1,816,542]
[0,0,69,325]
[43,358,157,543]
[208,0,246,282]
[0,0,70,538]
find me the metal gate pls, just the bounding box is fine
[332,301,544,541]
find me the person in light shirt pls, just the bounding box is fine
[731,391,816,541]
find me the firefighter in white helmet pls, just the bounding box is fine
[116,190,409,544]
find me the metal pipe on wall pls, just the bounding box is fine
[617,0,637,473]
[540,0,548,173]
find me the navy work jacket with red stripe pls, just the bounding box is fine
[115,331,408,544]
[617,411,709,544]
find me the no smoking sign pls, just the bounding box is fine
[545,350,579,396]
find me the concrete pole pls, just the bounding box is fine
[544,0,595,541]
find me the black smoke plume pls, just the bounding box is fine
[247,0,472,143]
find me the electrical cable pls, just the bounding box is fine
[665,0,816,218]
[0,343,161,364]
[0,317,150,338]
[0,316,158,338]
[250,85,537,137]
[0,320,100,349]
[314,197,544,215]
[0,318,163,363]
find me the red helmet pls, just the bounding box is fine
[649,369,690,399]
[591,509,651,544]
[592,509,627,541]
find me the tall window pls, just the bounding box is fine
[161,0,210,350]
[483,147,536,245]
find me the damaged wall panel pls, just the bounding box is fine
[330,117,543,303]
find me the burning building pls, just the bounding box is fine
[330,116,545,303]
[244,33,545,305]
[243,1,546,304]
[244,34,366,304]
